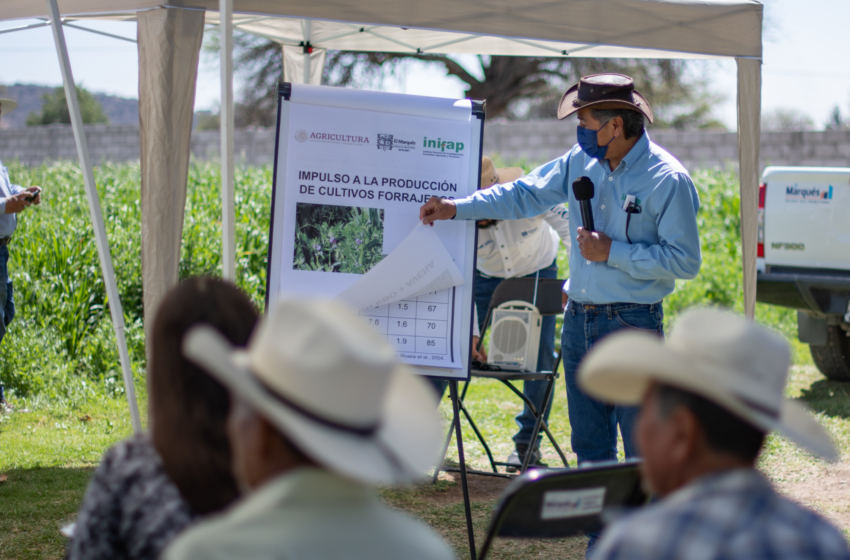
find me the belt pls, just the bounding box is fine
[0,237,10,247]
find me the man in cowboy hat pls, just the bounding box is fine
[579,308,849,560]
[0,97,43,411]
[419,74,701,467]
[432,155,571,471]
[164,298,454,560]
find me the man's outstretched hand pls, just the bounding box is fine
[419,196,457,225]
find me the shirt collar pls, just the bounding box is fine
[664,468,769,507]
[227,467,374,522]
[616,130,651,173]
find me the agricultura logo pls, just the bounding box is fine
[295,129,308,143]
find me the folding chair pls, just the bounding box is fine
[446,277,570,476]
[478,461,648,560]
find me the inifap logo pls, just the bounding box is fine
[785,184,832,203]
[422,136,465,159]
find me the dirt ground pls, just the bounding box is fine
[772,461,850,531]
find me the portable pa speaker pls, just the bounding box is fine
[487,300,542,371]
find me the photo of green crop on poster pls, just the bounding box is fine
[293,203,385,274]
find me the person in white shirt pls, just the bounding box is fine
[434,157,571,471]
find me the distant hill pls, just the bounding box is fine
[0,83,138,129]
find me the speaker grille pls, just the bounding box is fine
[492,318,528,355]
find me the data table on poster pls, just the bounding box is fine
[358,289,456,365]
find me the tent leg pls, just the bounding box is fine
[45,0,141,433]
[302,20,312,84]
[736,58,762,320]
[220,0,236,281]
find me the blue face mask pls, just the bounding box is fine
[577,121,614,160]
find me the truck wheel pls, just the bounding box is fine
[811,326,850,381]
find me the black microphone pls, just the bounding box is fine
[572,176,595,232]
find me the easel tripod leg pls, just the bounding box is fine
[450,381,477,560]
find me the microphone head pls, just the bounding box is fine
[572,176,595,201]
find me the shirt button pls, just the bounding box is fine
[608,177,613,182]
[586,260,591,264]
[505,257,508,260]
[601,205,606,210]
[581,289,586,293]
[501,245,504,248]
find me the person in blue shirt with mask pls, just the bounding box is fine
[420,74,701,470]
[0,97,43,411]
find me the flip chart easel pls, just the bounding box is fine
[264,82,484,559]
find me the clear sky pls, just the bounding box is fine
[0,0,848,130]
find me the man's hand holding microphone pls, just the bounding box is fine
[572,176,611,262]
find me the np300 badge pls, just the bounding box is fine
[771,242,805,251]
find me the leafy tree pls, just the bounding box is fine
[762,108,815,132]
[825,104,849,131]
[26,85,108,126]
[216,32,724,130]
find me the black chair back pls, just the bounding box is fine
[478,462,648,559]
[488,277,566,316]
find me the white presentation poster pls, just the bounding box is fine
[266,83,483,380]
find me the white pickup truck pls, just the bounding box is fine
[757,167,850,380]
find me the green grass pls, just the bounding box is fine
[0,160,837,559]
[0,395,144,559]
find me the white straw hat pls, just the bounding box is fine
[578,307,838,461]
[480,156,522,189]
[0,99,17,115]
[182,298,445,485]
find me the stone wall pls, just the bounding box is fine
[3,121,850,171]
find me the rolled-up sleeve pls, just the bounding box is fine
[454,154,573,221]
[607,173,701,281]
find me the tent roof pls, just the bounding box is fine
[203,15,726,59]
[3,0,763,59]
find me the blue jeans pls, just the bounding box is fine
[431,260,559,448]
[561,300,663,464]
[0,245,14,344]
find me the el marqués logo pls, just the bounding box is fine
[294,129,370,146]
[376,134,416,153]
[784,183,833,203]
[422,136,465,159]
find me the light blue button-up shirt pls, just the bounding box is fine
[0,160,25,238]
[455,132,701,305]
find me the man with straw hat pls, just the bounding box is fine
[579,307,849,560]
[164,298,454,560]
[420,74,701,468]
[432,155,571,471]
[0,97,43,411]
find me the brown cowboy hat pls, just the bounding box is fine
[557,73,653,124]
[480,156,523,189]
[0,98,17,115]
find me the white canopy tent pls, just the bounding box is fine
[1,1,763,432]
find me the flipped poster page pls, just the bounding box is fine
[273,85,477,371]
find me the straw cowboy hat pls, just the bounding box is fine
[578,307,837,461]
[480,156,522,189]
[0,98,17,114]
[182,298,445,485]
[557,73,654,123]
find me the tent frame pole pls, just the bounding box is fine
[45,0,142,433]
[220,0,236,280]
[302,19,312,83]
